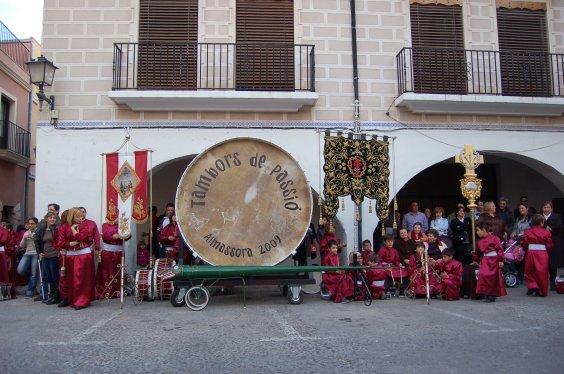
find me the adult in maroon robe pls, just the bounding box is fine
[522,216,553,296]
[0,225,16,298]
[433,251,463,300]
[474,230,507,299]
[57,208,96,309]
[96,222,127,299]
[321,251,353,303]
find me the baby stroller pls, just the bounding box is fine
[501,236,525,288]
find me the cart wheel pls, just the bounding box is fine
[184,286,210,311]
[287,286,304,305]
[363,294,372,306]
[504,272,518,288]
[170,288,186,307]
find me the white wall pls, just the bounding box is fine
[35,125,564,261]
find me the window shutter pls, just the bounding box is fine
[410,3,466,94]
[236,0,294,91]
[497,7,550,96]
[138,0,198,90]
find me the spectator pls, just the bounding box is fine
[402,201,428,232]
[496,197,515,234]
[514,195,536,219]
[17,217,40,299]
[542,201,563,291]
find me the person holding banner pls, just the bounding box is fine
[56,208,96,310]
[97,219,129,299]
[159,213,179,261]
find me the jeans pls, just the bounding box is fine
[17,254,38,295]
[41,257,59,299]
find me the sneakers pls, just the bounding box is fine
[34,295,43,302]
[398,290,406,298]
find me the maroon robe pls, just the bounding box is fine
[159,223,179,261]
[57,223,96,307]
[434,259,463,300]
[408,253,442,296]
[522,226,553,296]
[366,266,386,299]
[475,234,507,297]
[319,233,343,266]
[321,252,353,303]
[360,249,374,265]
[377,246,407,280]
[96,223,123,299]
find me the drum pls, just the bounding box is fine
[135,269,153,300]
[176,138,313,266]
[153,258,176,300]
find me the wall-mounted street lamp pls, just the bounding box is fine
[26,55,58,113]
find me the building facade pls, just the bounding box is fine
[37,0,564,266]
[0,21,36,226]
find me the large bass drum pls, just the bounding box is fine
[176,138,313,266]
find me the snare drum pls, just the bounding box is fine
[135,269,153,300]
[153,258,176,300]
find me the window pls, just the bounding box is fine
[410,2,466,94]
[138,0,198,89]
[497,6,550,96]
[236,0,294,90]
[0,97,10,149]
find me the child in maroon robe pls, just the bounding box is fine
[522,214,553,297]
[409,241,442,298]
[433,247,463,300]
[378,235,406,297]
[360,240,374,265]
[321,240,354,303]
[366,253,386,300]
[474,221,507,302]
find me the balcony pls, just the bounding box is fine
[0,121,31,167]
[109,42,318,112]
[395,47,564,117]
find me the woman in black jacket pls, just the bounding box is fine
[450,206,472,264]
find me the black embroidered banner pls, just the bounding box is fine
[323,136,390,222]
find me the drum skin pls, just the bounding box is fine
[176,138,313,266]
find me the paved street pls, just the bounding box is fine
[1,285,563,374]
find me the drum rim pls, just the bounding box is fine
[175,137,313,266]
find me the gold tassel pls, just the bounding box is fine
[341,197,345,211]
[318,196,324,225]
[356,208,360,221]
[382,225,386,236]
[329,220,334,233]
[369,200,373,214]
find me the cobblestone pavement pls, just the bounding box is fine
[1,285,563,374]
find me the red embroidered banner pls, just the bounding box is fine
[106,153,119,223]
[132,150,148,223]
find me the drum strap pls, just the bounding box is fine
[66,248,92,256]
[102,243,123,252]
[528,244,546,251]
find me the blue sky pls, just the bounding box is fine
[0,0,44,41]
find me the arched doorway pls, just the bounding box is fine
[395,152,564,222]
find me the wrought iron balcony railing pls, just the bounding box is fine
[0,20,30,71]
[0,120,30,159]
[396,47,564,97]
[112,42,315,92]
